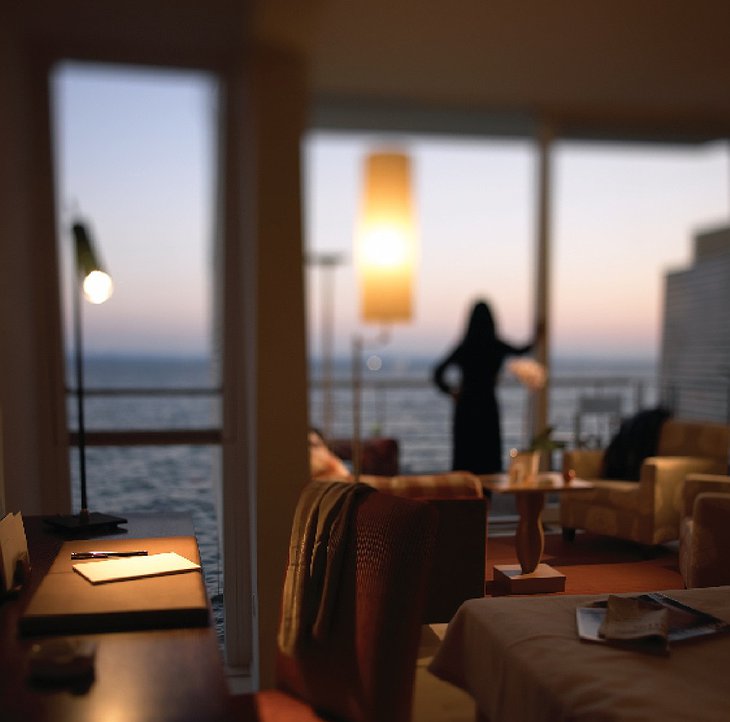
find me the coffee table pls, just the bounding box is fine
[480,472,593,593]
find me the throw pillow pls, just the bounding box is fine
[601,407,672,481]
[309,430,352,481]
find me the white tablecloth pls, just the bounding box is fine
[428,586,730,722]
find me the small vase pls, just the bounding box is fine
[508,449,541,484]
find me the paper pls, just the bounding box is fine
[0,512,30,593]
[73,551,200,584]
[577,592,730,653]
[21,538,210,635]
[598,594,669,641]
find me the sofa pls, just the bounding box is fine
[328,436,400,477]
[679,473,730,588]
[309,431,488,622]
[560,418,730,546]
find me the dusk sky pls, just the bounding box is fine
[53,62,730,365]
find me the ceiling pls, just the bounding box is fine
[15,0,730,143]
[306,0,730,142]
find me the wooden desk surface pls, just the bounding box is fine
[0,515,232,722]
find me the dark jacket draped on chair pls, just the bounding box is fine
[278,480,373,654]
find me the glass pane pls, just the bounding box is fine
[304,132,534,473]
[52,62,223,640]
[304,132,729,481]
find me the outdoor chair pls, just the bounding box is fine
[310,429,488,622]
[229,481,438,722]
[573,394,623,448]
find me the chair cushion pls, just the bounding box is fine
[561,480,661,544]
[565,480,649,513]
[359,472,483,499]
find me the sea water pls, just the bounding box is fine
[67,356,225,636]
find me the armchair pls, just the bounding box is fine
[679,473,730,588]
[359,472,488,622]
[230,483,438,722]
[560,418,730,545]
[309,430,488,622]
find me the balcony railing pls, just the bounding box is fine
[67,375,660,470]
[308,373,659,474]
[66,385,222,446]
[69,371,730,474]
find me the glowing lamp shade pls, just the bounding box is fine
[356,151,416,323]
[82,270,113,304]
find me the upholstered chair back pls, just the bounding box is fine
[680,473,730,588]
[239,485,437,722]
[657,419,730,468]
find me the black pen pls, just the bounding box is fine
[71,550,149,560]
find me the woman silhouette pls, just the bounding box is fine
[433,300,537,474]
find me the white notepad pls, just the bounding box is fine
[72,552,200,584]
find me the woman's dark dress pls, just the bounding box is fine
[433,337,532,474]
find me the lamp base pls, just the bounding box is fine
[44,511,128,535]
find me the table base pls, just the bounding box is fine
[493,563,566,594]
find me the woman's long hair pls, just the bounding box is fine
[463,300,496,350]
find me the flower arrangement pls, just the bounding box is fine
[506,357,547,391]
[505,359,562,450]
[505,357,564,482]
[508,427,565,484]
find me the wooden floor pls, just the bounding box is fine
[412,529,684,722]
[414,624,474,722]
[487,530,682,595]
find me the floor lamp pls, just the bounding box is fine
[45,220,127,534]
[352,151,417,481]
[307,251,345,441]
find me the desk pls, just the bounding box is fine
[481,473,593,593]
[429,587,730,722]
[0,515,231,722]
